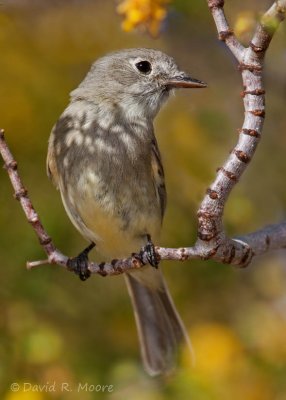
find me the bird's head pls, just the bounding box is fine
[71,48,207,121]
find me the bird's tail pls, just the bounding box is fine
[124,266,193,376]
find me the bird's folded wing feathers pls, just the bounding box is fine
[150,138,166,220]
[47,128,59,189]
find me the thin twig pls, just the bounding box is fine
[207,0,245,61]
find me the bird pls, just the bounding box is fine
[47,48,206,376]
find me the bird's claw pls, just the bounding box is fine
[142,234,159,269]
[67,242,95,281]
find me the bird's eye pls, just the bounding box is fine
[135,61,152,74]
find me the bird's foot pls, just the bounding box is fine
[137,234,159,269]
[67,242,95,281]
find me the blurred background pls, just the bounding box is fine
[1,0,286,399]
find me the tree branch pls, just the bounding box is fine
[207,0,245,62]
[195,0,286,265]
[1,1,286,277]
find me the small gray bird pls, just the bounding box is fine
[47,48,206,376]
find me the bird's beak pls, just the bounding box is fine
[166,74,207,89]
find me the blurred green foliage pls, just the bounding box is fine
[1,0,286,399]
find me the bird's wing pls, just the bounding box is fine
[46,125,60,189]
[151,138,167,220]
[47,113,76,189]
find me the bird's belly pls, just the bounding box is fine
[61,176,162,260]
[80,202,161,259]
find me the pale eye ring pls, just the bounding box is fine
[135,60,152,74]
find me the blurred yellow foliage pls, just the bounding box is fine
[184,323,243,378]
[234,11,256,42]
[225,194,254,231]
[180,323,274,400]
[24,327,63,364]
[117,0,170,36]
[5,389,45,400]
[242,301,286,364]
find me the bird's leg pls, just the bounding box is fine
[137,234,159,269]
[67,242,95,281]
